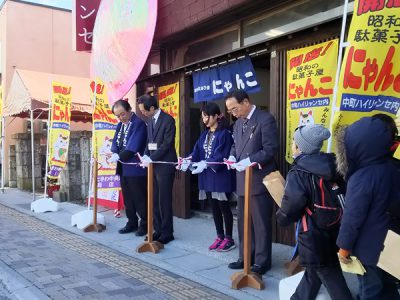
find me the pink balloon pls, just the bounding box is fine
[91,0,158,104]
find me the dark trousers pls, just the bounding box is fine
[120,176,147,230]
[357,266,400,300]
[291,265,353,300]
[153,173,174,238]
[238,193,273,268]
[206,193,233,238]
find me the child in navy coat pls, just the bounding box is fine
[178,102,236,252]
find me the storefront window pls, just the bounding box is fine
[167,27,240,69]
[183,28,240,65]
[243,0,354,46]
[141,52,160,77]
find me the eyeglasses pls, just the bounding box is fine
[227,106,240,114]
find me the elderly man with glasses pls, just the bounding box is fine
[225,90,279,277]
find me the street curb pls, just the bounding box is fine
[0,261,50,300]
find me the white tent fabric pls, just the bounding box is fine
[3,69,93,118]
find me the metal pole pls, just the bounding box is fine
[1,116,5,193]
[30,110,35,201]
[327,0,350,153]
[43,96,52,198]
[87,80,97,209]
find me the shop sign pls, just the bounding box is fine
[286,40,339,163]
[48,83,72,179]
[333,0,400,135]
[90,79,121,209]
[192,57,261,102]
[158,82,180,156]
[73,0,101,51]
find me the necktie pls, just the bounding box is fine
[150,118,156,141]
[119,124,126,149]
[242,118,249,133]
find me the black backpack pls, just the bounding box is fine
[304,175,345,231]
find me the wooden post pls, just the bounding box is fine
[84,160,106,232]
[231,166,264,290]
[137,162,164,253]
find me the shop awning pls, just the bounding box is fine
[3,69,93,122]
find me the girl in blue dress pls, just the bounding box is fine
[179,102,236,252]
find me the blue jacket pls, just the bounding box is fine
[111,113,147,177]
[190,129,235,193]
[336,117,400,265]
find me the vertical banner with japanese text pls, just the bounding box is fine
[286,40,339,162]
[72,0,101,51]
[48,83,72,179]
[91,80,121,208]
[333,0,400,136]
[158,82,180,156]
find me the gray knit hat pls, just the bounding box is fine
[294,124,331,154]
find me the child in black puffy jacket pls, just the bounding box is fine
[277,124,352,300]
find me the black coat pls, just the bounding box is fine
[276,153,341,267]
[144,110,177,175]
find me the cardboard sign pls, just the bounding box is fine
[263,171,286,207]
[378,230,400,280]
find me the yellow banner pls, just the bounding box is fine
[158,82,180,156]
[91,80,120,207]
[394,145,400,160]
[333,1,400,136]
[286,39,339,162]
[48,83,72,179]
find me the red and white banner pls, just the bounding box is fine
[72,0,101,51]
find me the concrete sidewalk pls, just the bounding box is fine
[0,188,354,299]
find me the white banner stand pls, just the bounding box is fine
[1,116,5,193]
[31,93,59,213]
[71,80,106,231]
[71,210,106,230]
[31,197,59,213]
[327,0,350,153]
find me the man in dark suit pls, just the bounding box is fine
[138,94,177,244]
[110,100,148,237]
[225,90,278,276]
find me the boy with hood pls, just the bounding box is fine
[336,117,400,300]
[277,124,352,300]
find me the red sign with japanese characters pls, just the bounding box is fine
[158,82,180,156]
[73,0,101,51]
[333,0,400,134]
[286,40,339,162]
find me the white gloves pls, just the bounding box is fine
[191,160,207,174]
[233,157,252,172]
[224,155,237,170]
[108,153,120,163]
[140,155,152,168]
[176,157,192,171]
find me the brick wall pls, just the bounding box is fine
[156,0,251,40]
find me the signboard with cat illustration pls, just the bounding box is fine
[332,0,400,147]
[91,79,122,209]
[48,83,72,179]
[286,39,339,162]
